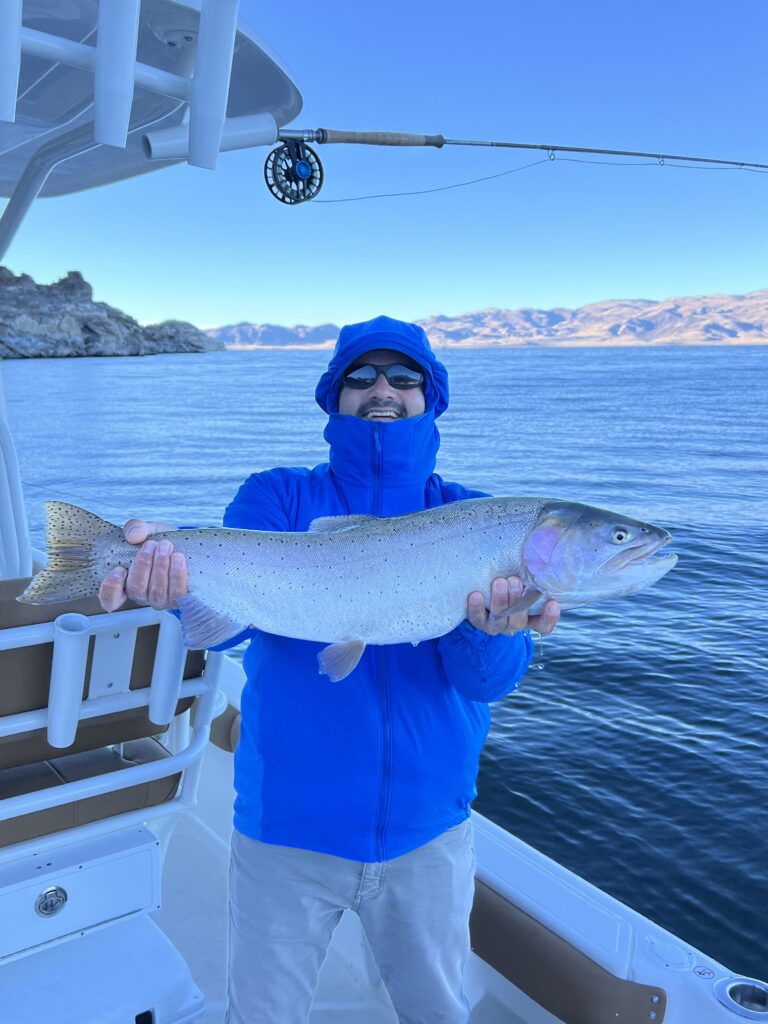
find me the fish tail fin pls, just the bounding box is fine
[17,501,124,605]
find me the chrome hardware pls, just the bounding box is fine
[35,886,67,917]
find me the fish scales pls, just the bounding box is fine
[140,497,549,645]
[19,498,676,680]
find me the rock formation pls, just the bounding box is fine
[0,267,223,358]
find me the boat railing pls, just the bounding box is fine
[0,596,225,867]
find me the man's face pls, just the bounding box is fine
[338,348,426,420]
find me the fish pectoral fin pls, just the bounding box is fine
[176,594,249,650]
[308,514,379,534]
[489,587,544,621]
[317,640,366,681]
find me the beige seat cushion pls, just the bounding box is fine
[0,737,181,848]
[470,880,667,1023]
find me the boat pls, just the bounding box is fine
[1,4,766,1022]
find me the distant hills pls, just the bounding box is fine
[1,268,766,358]
[208,289,768,349]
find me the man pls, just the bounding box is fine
[99,315,560,1024]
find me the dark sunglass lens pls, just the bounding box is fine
[388,365,424,388]
[344,365,378,387]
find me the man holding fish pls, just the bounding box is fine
[93,315,557,1022]
[80,316,673,1022]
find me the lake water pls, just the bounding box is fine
[3,344,767,979]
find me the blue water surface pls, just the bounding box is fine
[3,344,767,978]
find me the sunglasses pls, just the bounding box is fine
[341,362,425,390]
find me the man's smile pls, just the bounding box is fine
[360,403,405,420]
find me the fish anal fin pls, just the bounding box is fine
[177,593,248,650]
[317,640,366,681]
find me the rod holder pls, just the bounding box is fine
[0,0,22,123]
[48,613,91,749]
[188,0,241,169]
[94,0,142,147]
[143,112,277,161]
[148,615,187,727]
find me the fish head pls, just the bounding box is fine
[521,501,677,607]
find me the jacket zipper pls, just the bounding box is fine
[371,423,391,861]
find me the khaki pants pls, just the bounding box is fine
[225,820,476,1024]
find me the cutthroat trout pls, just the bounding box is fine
[19,498,677,680]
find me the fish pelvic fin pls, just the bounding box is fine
[176,593,249,650]
[17,501,124,605]
[318,640,366,682]
[488,587,544,622]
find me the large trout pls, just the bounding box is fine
[19,498,676,680]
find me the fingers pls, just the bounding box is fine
[169,552,188,609]
[124,539,184,610]
[123,519,175,544]
[467,577,561,637]
[124,519,152,545]
[100,519,183,613]
[528,600,561,636]
[491,577,529,634]
[124,540,157,606]
[146,540,173,609]
[468,578,526,636]
[467,591,489,631]
[99,566,128,612]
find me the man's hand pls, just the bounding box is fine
[467,576,560,637]
[98,519,188,613]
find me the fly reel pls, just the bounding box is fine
[264,141,323,204]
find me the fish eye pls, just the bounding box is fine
[611,527,632,544]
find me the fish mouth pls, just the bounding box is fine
[599,533,672,574]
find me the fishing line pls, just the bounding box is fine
[313,157,552,203]
[311,153,765,204]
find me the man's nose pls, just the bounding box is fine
[369,373,396,397]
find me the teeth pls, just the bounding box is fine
[365,411,399,418]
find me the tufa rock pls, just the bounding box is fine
[0,266,223,358]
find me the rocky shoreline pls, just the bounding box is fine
[0,268,223,358]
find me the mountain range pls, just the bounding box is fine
[207,289,768,349]
[1,268,766,358]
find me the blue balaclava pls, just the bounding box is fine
[315,316,450,514]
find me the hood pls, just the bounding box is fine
[315,314,449,417]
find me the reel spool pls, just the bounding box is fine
[264,141,324,203]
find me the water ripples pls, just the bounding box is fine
[3,344,767,978]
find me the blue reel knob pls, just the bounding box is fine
[294,159,313,181]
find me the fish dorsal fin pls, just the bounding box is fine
[308,514,379,534]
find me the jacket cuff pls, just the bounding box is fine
[438,621,534,702]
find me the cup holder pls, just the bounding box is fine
[715,977,768,1020]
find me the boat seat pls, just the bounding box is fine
[0,737,180,848]
[0,577,207,851]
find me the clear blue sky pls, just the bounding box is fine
[4,0,767,328]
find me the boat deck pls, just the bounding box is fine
[154,756,560,1024]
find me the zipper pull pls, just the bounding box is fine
[374,425,382,453]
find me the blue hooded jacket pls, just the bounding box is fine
[221,315,533,861]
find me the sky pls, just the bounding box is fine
[2,0,767,328]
